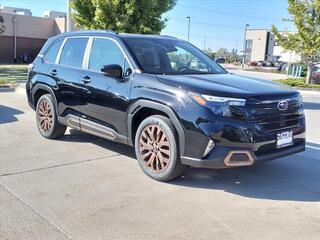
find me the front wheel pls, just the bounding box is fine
[135,115,184,182]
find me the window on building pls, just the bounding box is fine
[89,38,125,72]
[245,39,253,50]
[59,38,88,68]
[44,39,63,63]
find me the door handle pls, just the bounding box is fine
[50,69,57,76]
[81,76,91,84]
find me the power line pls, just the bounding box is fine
[182,0,287,1]
[162,31,239,51]
[162,31,237,42]
[168,17,242,30]
[179,3,283,22]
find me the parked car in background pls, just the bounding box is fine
[216,58,225,64]
[26,31,306,181]
[256,60,264,66]
[313,63,320,73]
[255,61,275,67]
[274,61,284,67]
[311,63,320,84]
[264,61,275,67]
[249,61,258,66]
[277,62,288,72]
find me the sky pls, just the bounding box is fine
[0,0,294,51]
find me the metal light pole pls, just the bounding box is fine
[67,0,72,32]
[186,16,191,42]
[12,10,17,63]
[242,24,249,68]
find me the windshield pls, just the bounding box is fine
[122,37,227,75]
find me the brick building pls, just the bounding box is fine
[0,7,67,63]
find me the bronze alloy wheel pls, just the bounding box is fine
[38,100,53,133]
[139,124,171,172]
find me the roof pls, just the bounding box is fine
[119,33,177,40]
[57,30,178,40]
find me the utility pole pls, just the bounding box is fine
[242,24,249,68]
[186,16,191,42]
[203,33,207,50]
[235,39,238,53]
[67,0,72,32]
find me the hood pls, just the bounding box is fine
[156,73,297,98]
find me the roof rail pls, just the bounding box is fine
[160,35,177,39]
[105,30,117,34]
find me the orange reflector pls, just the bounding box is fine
[191,95,206,106]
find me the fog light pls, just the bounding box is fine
[203,140,215,157]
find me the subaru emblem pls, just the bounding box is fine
[278,100,289,111]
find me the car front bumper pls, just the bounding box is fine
[181,133,305,169]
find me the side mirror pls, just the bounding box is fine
[101,64,123,79]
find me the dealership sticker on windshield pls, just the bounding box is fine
[277,131,293,148]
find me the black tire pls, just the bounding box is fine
[36,94,66,139]
[135,115,184,181]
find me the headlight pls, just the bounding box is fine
[189,92,246,117]
[297,93,304,115]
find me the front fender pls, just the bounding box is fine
[127,74,189,155]
[127,99,186,156]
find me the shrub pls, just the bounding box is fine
[274,78,320,89]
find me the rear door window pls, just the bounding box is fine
[59,38,88,68]
[44,39,63,63]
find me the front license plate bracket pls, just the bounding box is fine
[276,131,293,148]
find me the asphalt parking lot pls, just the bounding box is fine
[1,85,320,240]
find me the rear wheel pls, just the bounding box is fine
[36,94,66,139]
[135,115,184,181]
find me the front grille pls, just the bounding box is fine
[244,93,305,133]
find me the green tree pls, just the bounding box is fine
[203,48,215,59]
[228,48,238,63]
[213,48,239,63]
[272,0,320,84]
[215,47,229,60]
[71,0,176,34]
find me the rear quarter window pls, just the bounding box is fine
[44,39,63,63]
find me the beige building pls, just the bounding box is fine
[245,29,301,63]
[0,7,67,63]
[0,6,32,16]
[42,10,67,19]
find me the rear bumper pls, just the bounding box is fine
[181,139,305,169]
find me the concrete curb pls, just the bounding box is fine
[0,87,15,93]
[295,87,320,92]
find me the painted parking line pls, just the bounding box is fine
[306,145,320,151]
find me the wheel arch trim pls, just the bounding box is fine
[127,100,185,156]
[31,83,59,114]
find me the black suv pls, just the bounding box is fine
[27,31,305,181]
